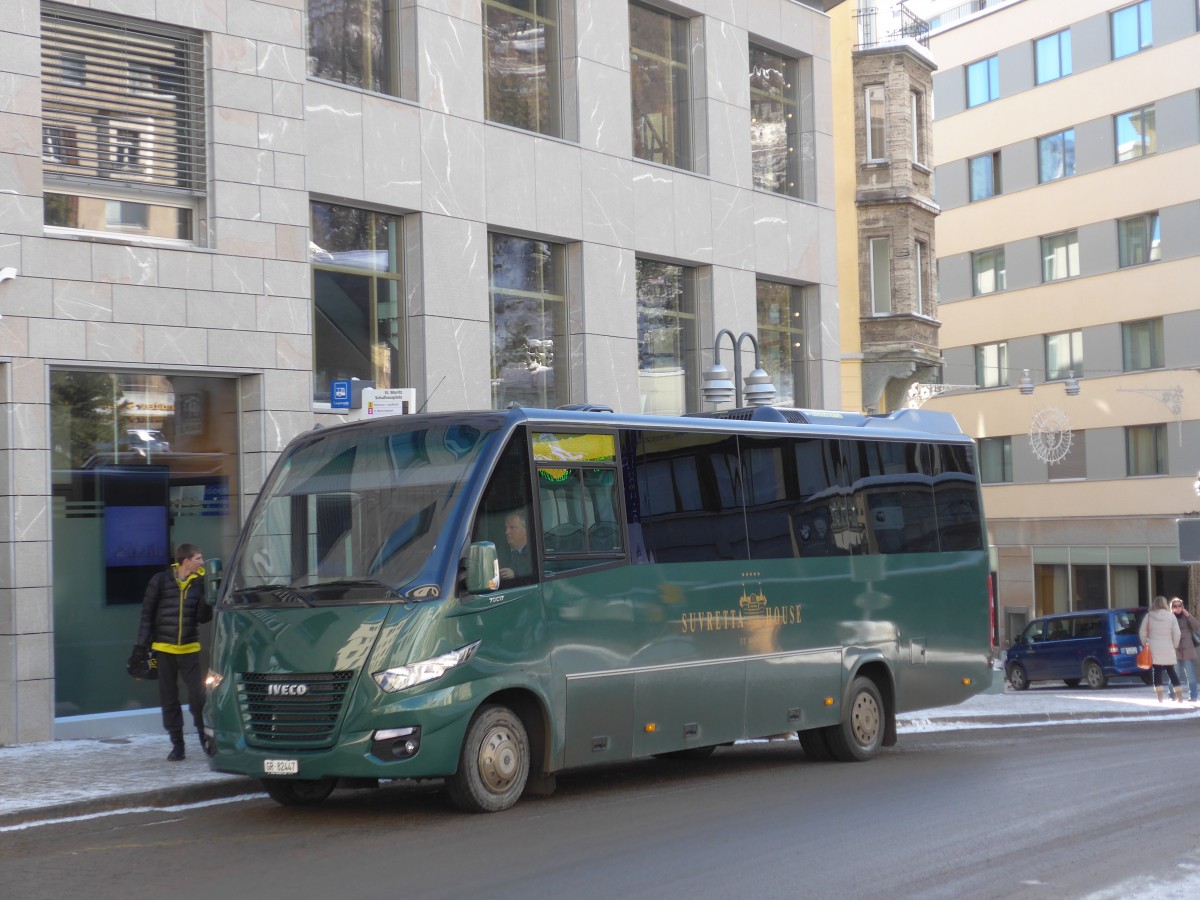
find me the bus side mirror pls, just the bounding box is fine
[205,557,223,606]
[464,542,499,594]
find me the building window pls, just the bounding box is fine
[41,7,206,242]
[969,151,1001,201]
[869,236,892,314]
[311,202,406,404]
[1038,129,1075,182]
[756,281,808,407]
[1035,29,1072,84]
[1041,230,1079,282]
[750,44,801,197]
[308,0,400,95]
[1115,105,1156,161]
[1048,431,1086,480]
[637,259,696,415]
[972,247,1006,295]
[865,84,886,161]
[915,239,932,316]
[911,90,925,165]
[490,233,568,410]
[1126,424,1167,476]
[966,55,998,108]
[1119,212,1161,267]
[979,437,1012,484]
[975,342,1008,389]
[1112,1,1152,59]
[483,0,561,136]
[1046,330,1083,380]
[1122,318,1164,371]
[630,2,692,170]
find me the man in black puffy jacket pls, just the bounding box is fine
[134,543,211,761]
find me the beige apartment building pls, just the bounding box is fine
[921,0,1200,641]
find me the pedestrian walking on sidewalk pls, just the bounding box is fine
[1171,597,1200,703]
[133,544,211,761]
[1139,595,1182,703]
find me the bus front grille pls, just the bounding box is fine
[238,671,354,748]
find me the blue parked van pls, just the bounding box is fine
[1005,608,1148,690]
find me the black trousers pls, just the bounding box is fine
[156,651,205,735]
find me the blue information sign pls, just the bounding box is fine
[331,380,351,409]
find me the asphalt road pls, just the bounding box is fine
[4,722,1199,899]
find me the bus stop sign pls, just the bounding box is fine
[1179,518,1200,563]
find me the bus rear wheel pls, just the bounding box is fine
[446,704,530,813]
[262,776,336,807]
[825,677,884,762]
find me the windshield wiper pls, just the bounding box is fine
[230,584,313,607]
[312,578,403,599]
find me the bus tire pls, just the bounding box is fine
[825,677,884,762]
[799,727,833,762]
[446,704,530,813]
[262,777,336,807]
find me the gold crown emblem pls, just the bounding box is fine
[738,586,768,615]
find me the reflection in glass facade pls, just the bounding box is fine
[308,0,399,95]
[310,202,404,403]
[750,45,800,196]
[483,0,560,136]
[490,233,567,409]
[50,370,239,717]
[630,2,691,169]
[756,280,807,407]
[636,259,696,415]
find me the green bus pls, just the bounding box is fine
[203,405,991,811]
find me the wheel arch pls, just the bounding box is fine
[846,658,897,747]
[480,687,551,779]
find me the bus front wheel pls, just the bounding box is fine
[825,677,884,762]
[447,704,530,813]
[262,776,336,807]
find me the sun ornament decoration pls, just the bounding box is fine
[1028,407,1074,464]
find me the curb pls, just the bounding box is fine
[897,707,1200,729]
[0,777,262,829]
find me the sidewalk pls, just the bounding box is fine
[3,679,1198,829]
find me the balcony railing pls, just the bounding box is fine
[854,4,930,51]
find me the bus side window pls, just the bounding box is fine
[471,431,535,588]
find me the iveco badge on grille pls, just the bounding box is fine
[267,683,308,696]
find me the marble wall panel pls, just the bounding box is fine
[420,111,486,221]
[418,315,492,411]
[580,151,635,249]
[484,127,538,233]
[709,183,755,271]
[579,243,636,338]
[576,58,633,157]
[673,173,714,263]
[305,82,365,199]
[631,164,676,258]
[705,18,750,108]
[418,8,484,120]
[535,138,583,239]
[418,214,488,321]
[581,333,639,413]
[28,317,85,359]
[86,321,145,362]
[752,190,791,276]
[361,95,423,211]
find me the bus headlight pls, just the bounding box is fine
[205,670,223,691]
[372,641,480,693]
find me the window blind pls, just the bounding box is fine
[41,5,206,197]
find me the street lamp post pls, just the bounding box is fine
[700,329,777,408]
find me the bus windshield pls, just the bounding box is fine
[228,418,499,605]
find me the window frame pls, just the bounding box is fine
[1115,104,1157,162]
[756,280,809,408]
[1045,330,1084,381]
[1041,230,1080,282]
[310,201,407,406]
[1118,212,1161,268]
[865,84,886,162]
[1111,1,1153,60]
[911,90,925,165]
[972,247,1006,296]
[869,236,892,315]
[750,43,802,197]
[975,342,1009,389]
[966,55,999,108]
[483,0,563,137]
[636,257,698,415]
[1122,317,1164,371]
[979,437,1013,484]
[1125,424,1167,477]
[1035,29,1072,85]
[308,0,402,97]
[968,150,1001,202]
[40,6,207,244]
[1037,128,1076,183]
[629,1,694,171]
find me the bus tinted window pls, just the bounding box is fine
[473,430,536,588]
[741,436,848,560]
[847,440,938,555]
[933,444,984,552]
[633,430,747,563]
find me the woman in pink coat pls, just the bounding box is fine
[1140,595,1182,702]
